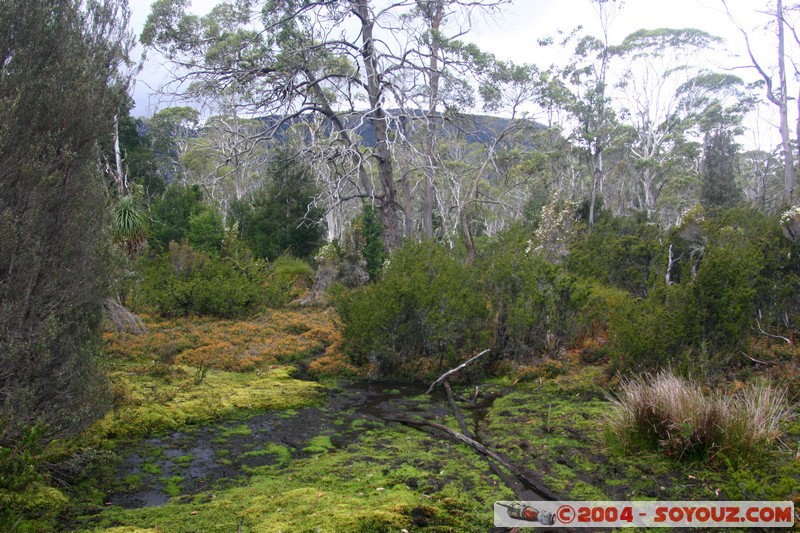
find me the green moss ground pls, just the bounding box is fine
[479,366,800,505]
[22,314,799,532]
[75,422,513,532]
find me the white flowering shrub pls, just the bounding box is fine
[532,193,580,262]
[780,205,800,242]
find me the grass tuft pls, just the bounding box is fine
[605,370,791,464]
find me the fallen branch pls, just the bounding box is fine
[427,349,490,394]
[443,380,527,499]
[755,318,792,345]
[741,351,775,367]
[386,415,560,501]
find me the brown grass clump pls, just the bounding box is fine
[606,370,792,464]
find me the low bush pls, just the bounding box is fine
[567,212,662,298]
[334,241,491,379]
[0,424,47,530]
[262,256,315,308]
[477,227,589,360]
[137,242,266,318]
[605,371,790,465]
[606,287,689,373]
[607,236,761,375]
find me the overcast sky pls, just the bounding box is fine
[129,0,772,119]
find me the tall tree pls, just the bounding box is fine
[0,0,132,441]
[612,28,723,219]
[564,0,623,227]
[722,0,794,205]
[142,0,509,250]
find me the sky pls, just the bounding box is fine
[128,0,777,132]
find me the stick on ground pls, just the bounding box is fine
[386,415,560,501]
[427,349,490,394]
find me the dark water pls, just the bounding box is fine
[107,382,451,509]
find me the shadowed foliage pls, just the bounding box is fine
[0,0,132,443]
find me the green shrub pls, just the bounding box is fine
[478,226,589,360]
[607,208,766,374]
[148,184,204,251]
[187,206,225,255]
[230,155,325,261]
[577,283,632,340]
[607,287,690,373]
[334,241,491,379]
[138,242,266,318]
[262,256,315,308]
[354,204,385,281]
[686,241,758,355]
[605,371,790,465]
[567,212,662,298]
[0,424,44,529]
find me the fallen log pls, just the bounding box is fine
[442,380,528,500]
[385,414,560,501]
[426,349,490,394]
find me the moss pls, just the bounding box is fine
[350,418,368,429]
[173,454,193,465]
[221,424,252,437]
[77,366,321,444]
[303,435,335,454]
[160,476,184,497]
[141,463,161,476]
[122,474,145,490]
[569,481,608,500]
[76,423,510,532]
[241,443,291,466]
[40,314,800,531]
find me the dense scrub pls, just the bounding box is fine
[333,207,800,381]
[335,232,589,379]
[0,0,129,445]
[605,207,800,375]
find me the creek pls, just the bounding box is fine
[105,381,475,509]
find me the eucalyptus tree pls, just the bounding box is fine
[143,0,511,250]
[611,28,725,220]
[560,0,623,228]
[397,0,511,238]
[181,112,271,212]
[147,105,200,184]
[741,148,783,212]
[437,60,541,262]
[722,0,794,205]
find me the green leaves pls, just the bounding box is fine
[113,195,148,257]
[611,28,722,59]
[141,0,198,55]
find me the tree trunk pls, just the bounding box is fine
[589,149,602,228]
[354,0,402,251]
[113,114,126,195]
[778,0,794,205]
[422,1,444,239]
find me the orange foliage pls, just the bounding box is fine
[307,353,359,378]
[102,309,345,373]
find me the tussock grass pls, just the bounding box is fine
[606,370,791,464]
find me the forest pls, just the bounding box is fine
[1,0,799,531]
